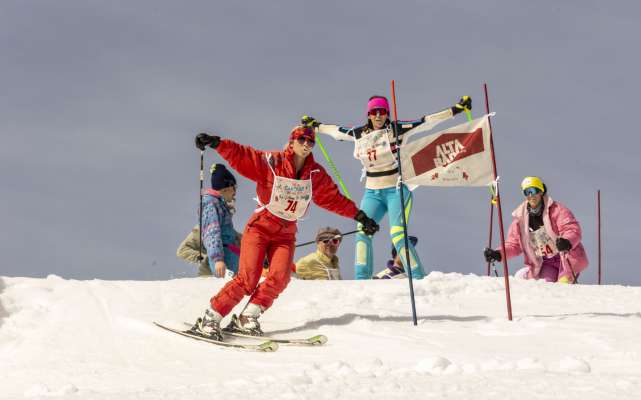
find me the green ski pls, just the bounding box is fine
[154,322,278,352]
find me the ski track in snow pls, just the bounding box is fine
[1,272,641,399]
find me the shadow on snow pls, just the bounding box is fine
[267,313,490,335]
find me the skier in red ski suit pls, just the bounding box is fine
[191,126,380,340]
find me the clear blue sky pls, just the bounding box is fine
[1,0,639,284]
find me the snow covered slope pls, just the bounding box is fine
[1,273,641,399]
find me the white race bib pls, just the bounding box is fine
[529,227,558,258]
[256,154,313,221]
[354,128,397,171]
[266,175,312,221]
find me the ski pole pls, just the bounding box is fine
[295,230,359,248]
[489,261,499,277]
[197,150,205,262]
[314,131,352,199]
[391,80,419,326]
[465,108,473,122]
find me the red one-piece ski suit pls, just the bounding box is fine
[210,139,360,315]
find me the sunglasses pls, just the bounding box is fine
[368,108,388,116]
[523,187,542,197]
[321,237,342,245]
[296,137,315,147]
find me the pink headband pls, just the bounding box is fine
[366,97,390,114]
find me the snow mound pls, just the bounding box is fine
[559,356,591,373]
[1,273,641,399]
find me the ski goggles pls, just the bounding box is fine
[320,237,342,245]
[523,187,542,197]
[296,137,315,147]
[367,108,388,117]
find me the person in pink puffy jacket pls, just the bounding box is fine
[484,176,589,283]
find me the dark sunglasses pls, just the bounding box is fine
[321,237,342,245]
[523,187,542,197]
[368,108,388,116]
[296,137,315,147]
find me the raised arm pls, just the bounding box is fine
[216,139,270,183]
[195,133,268,182]
[317,124,357,142]
[401,96,472,141]
[301,115,355,142]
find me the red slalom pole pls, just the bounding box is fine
[390,80,419,326]
[597,190,602,285]
[484,83,513,321]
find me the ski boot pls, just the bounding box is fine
[225,303,264,336]
[190,308,223,341]
[373,264,407,279]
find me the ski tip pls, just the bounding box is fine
[309,334,328,345]
[259,341,279,352]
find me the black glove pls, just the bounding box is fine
[354,210,379,236]
[556,237,572,252]
[301,115,321,128]
[195,133,220,150]
[452,96,472,115]
[483,247,502,263]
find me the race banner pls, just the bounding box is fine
[402,114,494,188]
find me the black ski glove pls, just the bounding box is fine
[483,247,502,263]
[301,115,321,128]
[195,133,221,150]
[354,210,379,236]
[452,96,472,115]
[556,237,572,252]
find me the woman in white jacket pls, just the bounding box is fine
[302,95,470,279]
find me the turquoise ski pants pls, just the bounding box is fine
[354,185,425,280]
